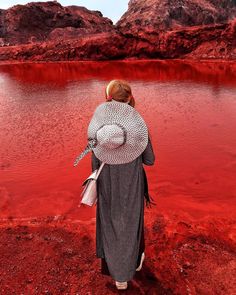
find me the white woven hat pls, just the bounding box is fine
[74,100,148,165]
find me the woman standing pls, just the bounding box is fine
[77,80,155,290]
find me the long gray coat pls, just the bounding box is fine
[91,136,155,282]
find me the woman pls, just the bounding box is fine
[75,79,155,290]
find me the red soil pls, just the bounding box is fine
[0,211,235,294]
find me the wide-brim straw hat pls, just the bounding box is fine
[74,99,148,165]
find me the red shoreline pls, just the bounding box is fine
[0,58,236,66]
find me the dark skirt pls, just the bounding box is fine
[92,152,148,281]
[91,133,155,281]
[100,221,145,277]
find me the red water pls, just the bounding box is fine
[0,60,236,221]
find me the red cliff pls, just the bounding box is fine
[116,0,236,59]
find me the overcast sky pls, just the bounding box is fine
[0,0,129,24]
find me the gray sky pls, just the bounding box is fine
[0,0,129,24]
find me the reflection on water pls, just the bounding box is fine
[0,60,236,220]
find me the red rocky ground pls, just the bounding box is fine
[0,209,235,294]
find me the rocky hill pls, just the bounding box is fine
[0,1,114,45]
[0,0,235,61]
[117,0,236,33]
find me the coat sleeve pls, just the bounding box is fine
[91,151,101,171]
[142,134,155,166]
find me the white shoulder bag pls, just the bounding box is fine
[80,162,105,207]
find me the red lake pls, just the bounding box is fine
[0,60,236,221]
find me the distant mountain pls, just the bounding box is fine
[0,0,235,61]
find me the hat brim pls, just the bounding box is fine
[87,101,148,164]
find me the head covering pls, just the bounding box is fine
[74,99,149,166]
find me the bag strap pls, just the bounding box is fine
[94,162,105,180]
